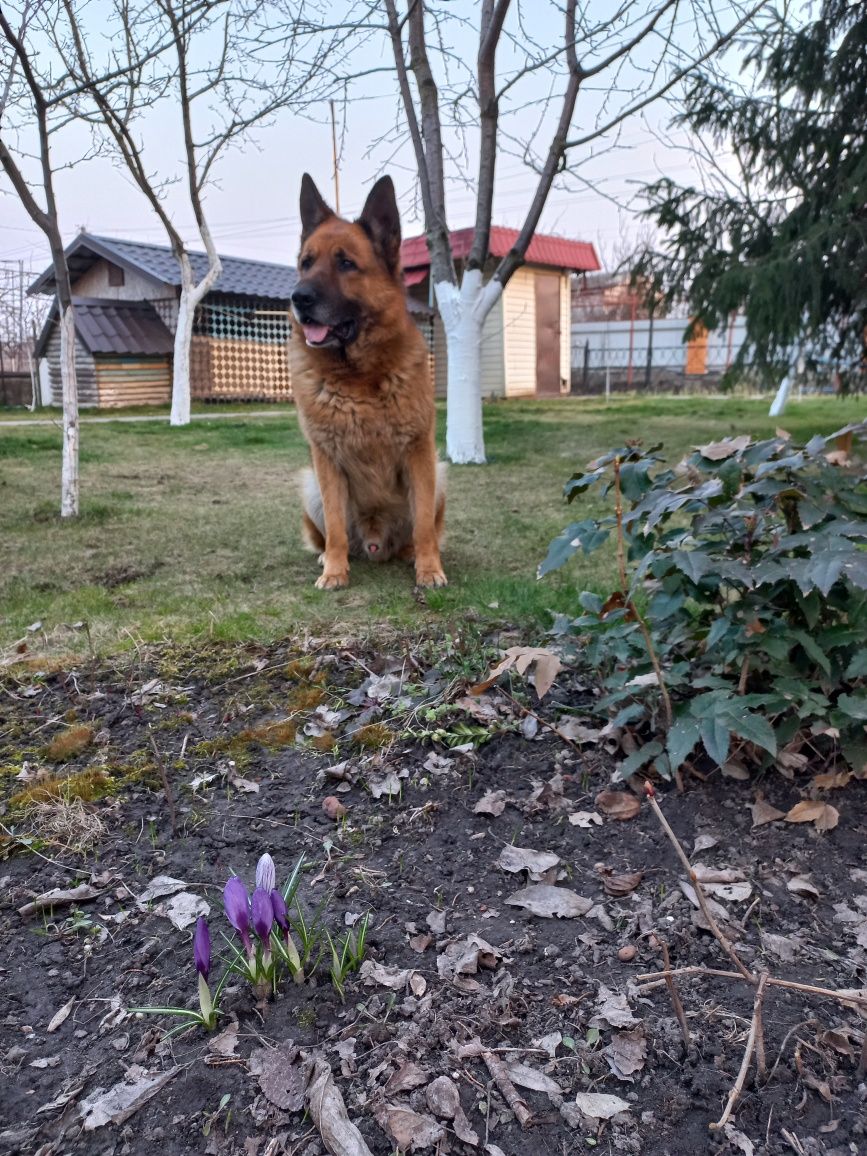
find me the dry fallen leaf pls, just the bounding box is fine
[384,1061,429,1095]
[249,1042,309,1111]
[359,960,411,991]
[436,934,502,980]
[474,790,506,816]
[568,810,602,828]
[750,795,785,827]
[573,1092,631,1120]
[505,1061,563,1097]
[79,1068,179,1131]
[785,800,840,831]
[595,790,640,821]
[787,875,820,899]
[505,885,593,919]
[207,1022,240,1058]
[307,1057,375,1156]
[693,833,719,854]
[471,646,563,700]
[497,844,561,880]
[46,997,75,1034]
[373,1102,444,1151]
[425,1075,479,1146]
[722,761,750,781]
[591,985,639,1028]
[695,435,752,460]
[602,1029,647,1081]
[154,891,209,931]
[760,930,800,963]
[811,770,852,791]
[600,870,643,897]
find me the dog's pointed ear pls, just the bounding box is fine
[356,176,401,272]
[300,174,334,241]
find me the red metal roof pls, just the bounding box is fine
[401,226,600,273]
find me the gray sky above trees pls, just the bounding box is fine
[1,1,753,273]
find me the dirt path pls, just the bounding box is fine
[0,410,289,427]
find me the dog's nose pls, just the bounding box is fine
[291,285,316,313]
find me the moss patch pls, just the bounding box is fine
[43,725,94,763]
[353,723,394,750]
[286,685,326,712]
[241,720,298,748]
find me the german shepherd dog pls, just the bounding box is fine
[289,173,446,590]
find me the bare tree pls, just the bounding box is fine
[383,0,768,463]
[0,1,81,514]
[60,0,345,426]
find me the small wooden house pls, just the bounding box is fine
[31,234,301,407]
[401,227,600,398]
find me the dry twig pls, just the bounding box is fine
[643,781,752,980]
[480,1048,533,1129]
[709,973,769,1131]
[659,938,691,1047]
[635,966,867,1010]
[640,780,867,1132]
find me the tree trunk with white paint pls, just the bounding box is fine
[169,249,221,427]
[58,302,79,517]
[435,270,503,465]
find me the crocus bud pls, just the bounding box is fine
[193,916,211,980]
[224,876,252,950]
[251,887,274,943]
[255,853,276,894]
[270,888,289,931]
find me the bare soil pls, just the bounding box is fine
[1,637,865,1156]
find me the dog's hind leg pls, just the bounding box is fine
[300,469,326,553]
[434,462,447,543]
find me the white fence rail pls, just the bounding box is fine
[570,315,747,374]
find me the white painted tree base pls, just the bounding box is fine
[59,304,79,517]
[435,271,502,464]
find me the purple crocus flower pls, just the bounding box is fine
[255,853,276,894]
[223,876,252,951]
[270,888,288,931]
[193,916,211,980]
[251,887,274,943]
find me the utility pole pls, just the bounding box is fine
[330,100,340,214]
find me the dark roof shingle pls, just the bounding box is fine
[35,298,175,358]
[30,234,299,301]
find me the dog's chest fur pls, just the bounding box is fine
[290,337,433,475]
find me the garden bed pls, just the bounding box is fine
[1,637,865,1156]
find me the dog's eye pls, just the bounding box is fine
[337,255,357,273]
[300,254,314,271]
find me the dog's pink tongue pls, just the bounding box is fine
[303,323,330,345]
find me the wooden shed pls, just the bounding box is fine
[34,297,174,407]
[30,235,299,407]
[401,227,600,398]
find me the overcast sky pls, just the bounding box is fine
[0,1,753,284]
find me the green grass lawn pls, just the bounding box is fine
[1,396,863,657]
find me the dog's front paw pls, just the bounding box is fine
[415,565,448,589]
[316,569,350,590]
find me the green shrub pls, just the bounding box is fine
[540,424,867,780]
